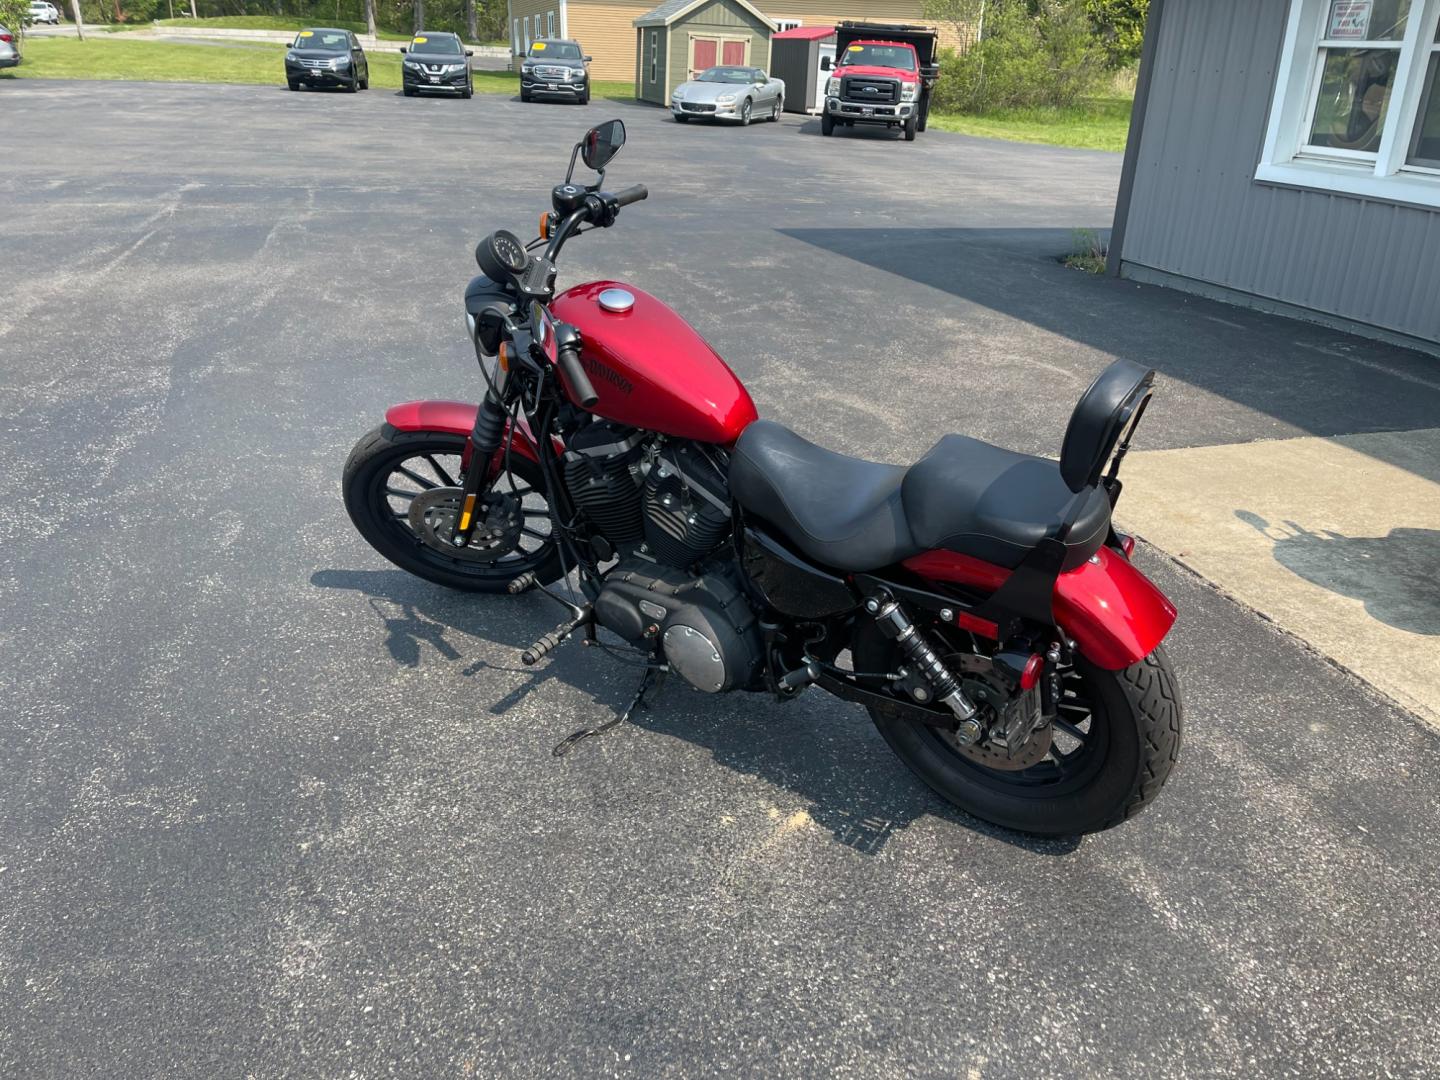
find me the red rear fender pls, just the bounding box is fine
[903,546,1176,671]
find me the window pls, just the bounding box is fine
[524,16,532,51]
[775,18,801,31]
[1409,17,1440,166]
[512,18,520,55]
[1260,0,1440,206]
[546,11,555,38]
[650,30,658,83]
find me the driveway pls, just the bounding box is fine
[2,82,1437,1078]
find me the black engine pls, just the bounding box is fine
[563,419,763,692]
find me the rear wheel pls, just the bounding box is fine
[861,640,1183,836]
[342,426,563,594]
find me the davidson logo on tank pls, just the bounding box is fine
[581,354,633,395]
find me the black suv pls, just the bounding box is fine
[520,38,591,104]
[401,32,474,98]
[285,28,369,92]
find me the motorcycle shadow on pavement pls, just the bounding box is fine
[310,567,1082,857]
[1235,513,1440,636]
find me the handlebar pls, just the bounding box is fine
[557,345,599,409]
[613,184,648,208]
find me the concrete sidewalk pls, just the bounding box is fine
[1119,427,1440,728]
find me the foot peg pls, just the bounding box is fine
[507,572,538,595]
[777,660,822,693]
[521,605,593,666]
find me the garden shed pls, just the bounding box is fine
[634,0,776,106]
[769,25,835,113]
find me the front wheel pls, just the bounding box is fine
[342,426,563,593]
[867,647,1183,835]
[771,95,782,120]
[739,98,752,125]
[903,114,917,141]
[821,112,834,136]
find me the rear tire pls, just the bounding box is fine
[865,645,1183,836]
[342,425,564,594]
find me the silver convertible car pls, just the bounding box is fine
[671,66,785,125]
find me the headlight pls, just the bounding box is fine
[900,82,918,101]
[716,93,737,104]
[521,63,534,74]
[331,57,349,68]
[826,77,840,96]
[285,51,297,61]
[404,59,419,68]
[446,63,465,73]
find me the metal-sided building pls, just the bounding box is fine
[769,24,837,112]
[1109,0,1440,354]
[634,0,776,104]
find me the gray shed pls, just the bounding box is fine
[634,0,776,106]
[769,25,836,114]
[1110,0,1440,354]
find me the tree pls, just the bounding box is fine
[0,0,31,40]
[70,0,84,38]
[1086,0,1147,67]
[413,0,424,33]
[464,0,476,42]
[364,0,375,37]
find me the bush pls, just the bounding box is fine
[928,0,1105,113]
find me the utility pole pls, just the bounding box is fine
[69,0,84,39]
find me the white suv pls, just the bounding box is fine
[27,2,61,25]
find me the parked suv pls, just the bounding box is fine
[285,28,369,92]
[401,31,474,98]
[520,38,591,104]
[26,2,60,25]
[0,24,20,68]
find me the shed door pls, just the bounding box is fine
[721,38,745,66]
[815,43,835,110]
[690,36,718,78]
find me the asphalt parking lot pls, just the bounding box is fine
[3,81,1439,1078]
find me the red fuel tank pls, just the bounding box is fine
[550,280,758,445]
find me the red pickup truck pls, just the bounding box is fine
[820,22,940,142]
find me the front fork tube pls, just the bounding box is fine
[451,392,508,548]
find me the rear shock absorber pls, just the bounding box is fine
[867,593,983,743]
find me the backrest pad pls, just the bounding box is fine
[1059,359,1155,493]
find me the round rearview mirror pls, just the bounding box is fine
[581,120,626,172]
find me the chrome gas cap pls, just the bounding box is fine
[598,288,635,313]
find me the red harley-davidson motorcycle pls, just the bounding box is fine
[343,121,1183,835]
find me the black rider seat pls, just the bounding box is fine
[729,421,1111,574]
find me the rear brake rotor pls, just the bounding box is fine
[407,486,525,563]
[939,653,1053,771]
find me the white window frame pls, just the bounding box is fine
[1258,0,1440,208]
[774,18,801,31]
[512,17,521,55]
[546,11,554,38]
[650,30,658,83]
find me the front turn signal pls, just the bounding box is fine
[538,212,551,240]
[498,341,512,372]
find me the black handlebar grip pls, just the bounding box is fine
[613,184,649,208]
[557,346,599,409]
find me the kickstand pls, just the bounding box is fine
[552,666,666,758]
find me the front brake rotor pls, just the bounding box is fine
[938,653,1053,771]
[407,486,524,563]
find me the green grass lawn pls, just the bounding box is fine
[2,36,634,100]
[927,94,1134,153]
[151,16,413,41]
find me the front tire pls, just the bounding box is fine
[342,425,563,594]
[821,112,834,136]
[867,647,1183,835]
[739,98,752,125]
[903,114,917,141]
[771,95,782,120]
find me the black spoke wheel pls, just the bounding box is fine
[342,425,563,593]
[856,626,1182,835]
